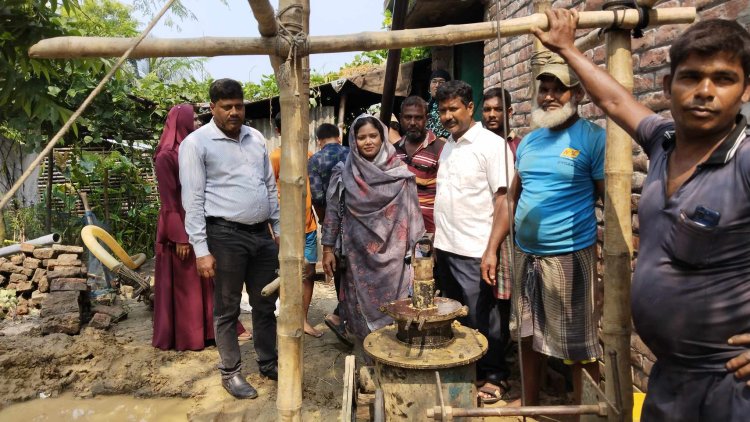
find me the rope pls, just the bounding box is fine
[601,2,650,38]
[275,4,307,97]
[0,0,178,211]
[631,1,651,38]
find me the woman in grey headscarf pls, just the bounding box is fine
[321,114,425,344]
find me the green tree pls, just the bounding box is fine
[343,9,429,67]
[0,0,207,254]
[0,0,97,148]
[72,0,139,37]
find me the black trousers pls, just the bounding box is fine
[435,249,511,381]
[206,221,279,379]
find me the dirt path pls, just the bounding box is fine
[0,271,577,421]
[0,279,348,421]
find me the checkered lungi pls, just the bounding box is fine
[510,244,602,361]
[493,239,513,300]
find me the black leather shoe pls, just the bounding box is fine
[222,374,258,399]
[260,365,278,381]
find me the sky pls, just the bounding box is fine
[125,0,386,82]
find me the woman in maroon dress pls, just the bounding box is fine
[152,104,249,351]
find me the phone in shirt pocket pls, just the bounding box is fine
[666,206,720,268]
[692,205,720,227]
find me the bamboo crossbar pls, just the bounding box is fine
[29,8,696,59]
[427,404,606,419]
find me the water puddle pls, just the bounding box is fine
[0,393,192,421]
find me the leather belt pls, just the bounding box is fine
[206,216,268,233]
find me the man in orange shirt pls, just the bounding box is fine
[271,113,322,338]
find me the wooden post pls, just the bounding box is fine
[529,0,552,107]
[531,0,552,69]
[602,5,635,421]
[379,0,408,126]
[271,1,309,420]
[337,93,347,131]
[45,149,53,232]
[248,0,278,37]
[103,168,110,224]
[0,211,5,246]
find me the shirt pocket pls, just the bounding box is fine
[666,211,717,268]
[456,160,482,190]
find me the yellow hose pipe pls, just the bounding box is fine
[81,225,146,270]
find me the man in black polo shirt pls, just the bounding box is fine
[533,10,750,421]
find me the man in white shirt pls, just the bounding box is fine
[433,80,515,402]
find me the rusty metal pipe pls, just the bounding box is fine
[427,404,606,419]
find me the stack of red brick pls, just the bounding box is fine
[0,243,115,334]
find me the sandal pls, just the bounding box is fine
[237,331,253,341]
[477,380,512,405]
[324,315,353,348]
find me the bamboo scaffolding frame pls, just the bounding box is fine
[268,1,309,420]
[20,3,698,421]
[531,0,552,79]
[574,28,606,55]
[602,24,636,421]
[28,8,696,59]
[427,404,606,419]
[247,0,278,37]
[378,0,408,125]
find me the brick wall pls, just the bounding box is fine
[483,0,750,392]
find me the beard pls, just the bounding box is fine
[405,128,425,141]
[530,99,578,129]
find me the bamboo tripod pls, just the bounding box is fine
[19,1,696,421]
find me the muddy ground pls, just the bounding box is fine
[0,272,349,421]
[0,263,573,421]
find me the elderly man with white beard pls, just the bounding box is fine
[481,62,605,407]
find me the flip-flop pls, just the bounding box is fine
[324,316,353,348]
[477,380,511,405]
[238,331,253,341]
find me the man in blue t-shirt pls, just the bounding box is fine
[482,62,605,407]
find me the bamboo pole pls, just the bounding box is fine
[272,0,309,420]
[0,0,177,211]
[45,149,53,232]
[531,0,552,77]
[248,0,278,37]
[28,8,696,59]
[379,0,408,126]
[602,9,635,422]
[337,93,347,130]
[574,28,605,55]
